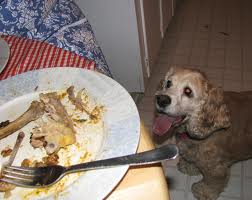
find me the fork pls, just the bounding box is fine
[0,144,178,188]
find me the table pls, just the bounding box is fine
[0,35,170,200]
[106,122,170,200]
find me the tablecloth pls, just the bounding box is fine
[0,35,96,80]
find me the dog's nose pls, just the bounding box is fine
[156,95,171,108]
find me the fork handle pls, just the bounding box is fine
[64,144,178,174]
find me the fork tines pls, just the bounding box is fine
[1,165,47,187]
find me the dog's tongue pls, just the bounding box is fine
[153,115,178,136]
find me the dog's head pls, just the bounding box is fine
[153,67,231,139]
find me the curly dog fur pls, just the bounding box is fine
[153,67,252,200]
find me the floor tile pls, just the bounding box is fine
[186,192,240,200]
[243,71,252,82]
[223,69,242,81]
[244,159,252,178]
[242,80,252,91]
[222,176,242,199]
[189,55,207,66]
[223,80,242,91]
[217,196,241,200]
[165,167,188,190]
[173,55,190,65]
[230,162,242,177]
[225,51,242,67]
[169,190,186,200]
[187,192,197,200]
[137,96,155,112]
[158,52,174,64]
[243,178,252,200]
[209,39,226,49]
[201,68,224,81]
[175,47,191,56]
[188,174,203,186]
[208,49,226,67]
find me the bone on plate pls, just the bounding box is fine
[0,86,89,155]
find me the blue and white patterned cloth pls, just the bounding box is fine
[0,0,112,76]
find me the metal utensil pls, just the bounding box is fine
[0,144,178,188]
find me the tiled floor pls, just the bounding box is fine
[136,0,252,199]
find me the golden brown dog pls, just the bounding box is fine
[153,67,252,200]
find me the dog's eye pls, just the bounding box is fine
[165,80,172,88]
[184,87,193,97]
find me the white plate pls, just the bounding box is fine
[0,38,10,74]
[0,68,140,200]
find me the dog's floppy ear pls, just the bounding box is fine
[187,85,231,139]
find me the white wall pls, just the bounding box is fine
[75,0,145,92]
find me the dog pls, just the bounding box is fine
[153,67,252,200]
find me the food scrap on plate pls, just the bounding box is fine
[0,86,105,199]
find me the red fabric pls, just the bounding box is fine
[0,35,96,80]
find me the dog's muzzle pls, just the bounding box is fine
[156,95,171,108]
